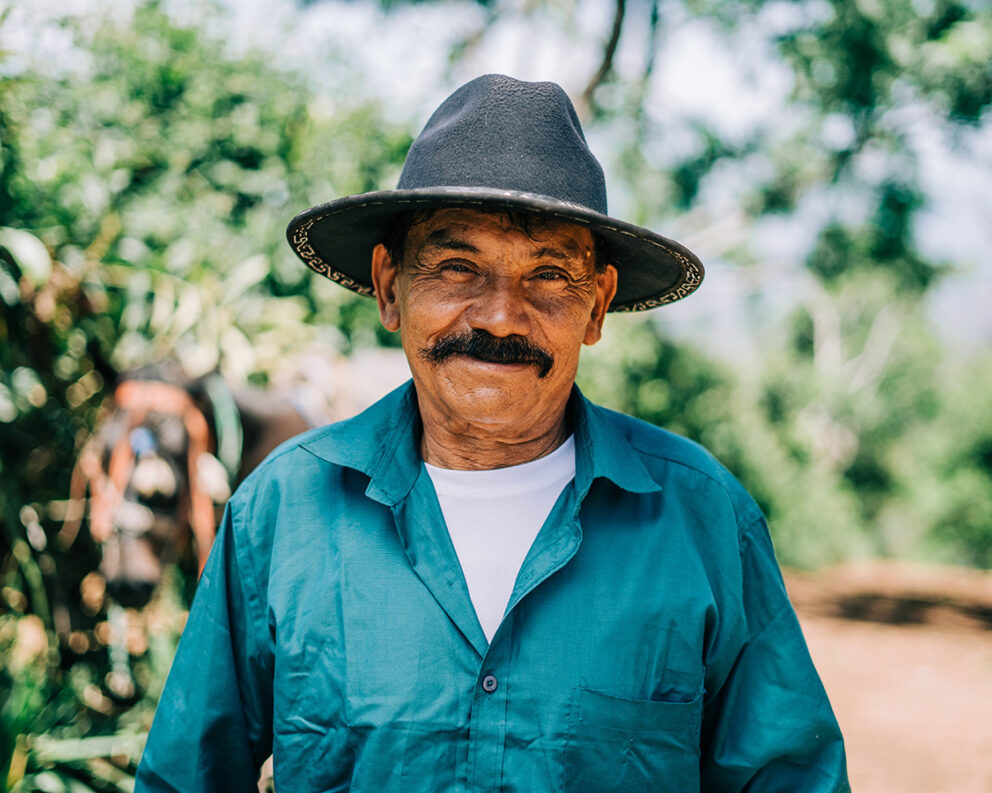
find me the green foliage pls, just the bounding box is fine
[580,268,991,572]
[577,315,732,441]
[777,0,992,128]
[807,180,941,292]
[1,3,411,786]
[1,3,409,378]
[578,316,872,567]
[0,575,186,791]
[584,0,991,568]
[780,0,894,128]
[669,127,743,210]
[885,357,992,568]
[661,0,991,291]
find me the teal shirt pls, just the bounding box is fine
[137,381,848,792]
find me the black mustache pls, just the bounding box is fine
[421,330,554,378]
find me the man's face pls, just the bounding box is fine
[371,208,617,437]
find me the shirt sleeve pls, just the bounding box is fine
[699,514,851,793]
[135,499,274,792]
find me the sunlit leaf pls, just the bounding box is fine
[0,227,52,287]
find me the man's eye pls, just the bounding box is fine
[442,262,473,274]
[535,270,566,281]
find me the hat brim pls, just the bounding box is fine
[286,187,703,312]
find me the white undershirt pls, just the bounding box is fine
[425,436,576,643]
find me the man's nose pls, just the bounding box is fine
[466,276,531,337]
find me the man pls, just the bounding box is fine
[137,74,848,792]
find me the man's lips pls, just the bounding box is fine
[451,353,535,369]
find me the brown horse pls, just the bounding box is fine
[59,362,315,609]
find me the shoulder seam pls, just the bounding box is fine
[625,434,763,529]
[737,510,768,548]
[261,438,305,465]
[632,444,724,485]
[627,435,731,494]
[234,431,329,494]
[595,407,725,483]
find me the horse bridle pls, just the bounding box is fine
[60,380,217,574]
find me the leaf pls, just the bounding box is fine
[0,228,52,288]
[222,253,269,301]
[28,732,146,763]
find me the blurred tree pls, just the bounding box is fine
[573,0,991,566]
[1,4,410,787]
[739,0,991,566]
[647,0,987,565]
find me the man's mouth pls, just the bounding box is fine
[459,353,533,370]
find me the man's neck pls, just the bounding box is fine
[418,409,570,471]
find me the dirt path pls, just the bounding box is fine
[786,563,992,793]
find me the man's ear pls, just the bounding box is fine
[371,243,401,332]
[583,264,618,346]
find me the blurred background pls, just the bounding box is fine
[1,0,990,790]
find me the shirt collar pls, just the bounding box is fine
[298,379,661,506]
[568,387,662,497]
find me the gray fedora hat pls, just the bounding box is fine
[286,74,703,312]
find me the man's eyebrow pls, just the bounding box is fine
[421,230,480,254]
[531,244,585,261]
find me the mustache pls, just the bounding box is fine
[420,330,554,378]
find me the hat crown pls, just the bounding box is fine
[397,74,608,214]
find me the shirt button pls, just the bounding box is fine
[481,674,498,693]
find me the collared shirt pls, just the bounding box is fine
[136,381,849,793]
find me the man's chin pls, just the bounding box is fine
[412,359,575,437]
[435,363,547,419]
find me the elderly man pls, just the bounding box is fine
[137,75,848,792]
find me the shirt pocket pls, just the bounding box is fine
[563,686,702,793]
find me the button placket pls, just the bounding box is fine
[467,634,511,791]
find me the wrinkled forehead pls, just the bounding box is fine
[405,207,597,259]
